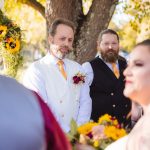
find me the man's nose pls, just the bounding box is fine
[108,44,112,49]
[64,40,69,46]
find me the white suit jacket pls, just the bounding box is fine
[23,53,92,132]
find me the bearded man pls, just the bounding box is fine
[23,18,92,132]
[82,29,131,127]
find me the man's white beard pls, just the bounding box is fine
[50,44,64,59]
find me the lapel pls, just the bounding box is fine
[97,56,126,81]
[43,54,69,83]
[118,57,126,80]
[96,57,116,81]
[64,59,71,83]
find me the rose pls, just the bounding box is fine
[73,74,85,84]
[73,76,81,84]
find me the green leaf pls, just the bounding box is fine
[70,118,78,136]
[67,119,79,144]
[67,133,75,141]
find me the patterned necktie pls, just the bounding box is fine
[111,63,120,78]
[57,60,67,80]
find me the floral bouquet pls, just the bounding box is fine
[67,114,127,150]
[0,10,23,77]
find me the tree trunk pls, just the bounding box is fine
[45,0,118,64]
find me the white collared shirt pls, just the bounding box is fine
[45,53,67,71]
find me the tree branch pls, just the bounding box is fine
[23,0,45,18]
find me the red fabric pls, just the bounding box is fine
[33,92,72,150]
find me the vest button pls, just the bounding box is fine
[112,104,116,107]
[111,92,114,96]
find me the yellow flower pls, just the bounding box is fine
[98,114,118,126]
[98,114,111,123]
[0,25,7,38]
[104,126,127,141]
[5,37,20,53]
[77,122,98,135]
[93,140,99,148]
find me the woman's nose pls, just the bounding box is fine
[123,66,131,77]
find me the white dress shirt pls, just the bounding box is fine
[82,56,119,86]
[23,53,92,132]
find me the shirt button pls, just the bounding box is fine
[112,104,116,107]
[111,92,114,96]
[60,100,62,103]
[61,114,64,118]
[125,104,128,107]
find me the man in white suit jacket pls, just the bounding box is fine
[23,18,92,132]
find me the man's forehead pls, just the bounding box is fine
[101,34,118,41]
[56,24,73,31]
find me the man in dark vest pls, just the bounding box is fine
[82,29,131,127]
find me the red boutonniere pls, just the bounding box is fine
[73,72,85,84]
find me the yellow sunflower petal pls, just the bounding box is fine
[5,38,21,54]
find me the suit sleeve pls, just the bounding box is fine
[23,63,48,102]
[82,62,94,86]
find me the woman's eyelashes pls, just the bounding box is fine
[133,60,144,67]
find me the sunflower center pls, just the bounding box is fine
[0,30,3,34]
[10,42,16,48]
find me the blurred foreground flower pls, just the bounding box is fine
[67,114,127,150]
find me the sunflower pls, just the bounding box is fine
[5,37,21,53]
[104,126,127,141]
[0,25,7,38]
[77,122,98,135]
[98,114,118,126]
